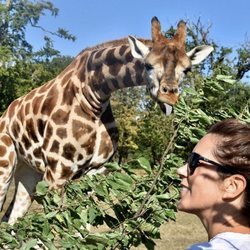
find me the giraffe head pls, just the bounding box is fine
[128,16,213,115]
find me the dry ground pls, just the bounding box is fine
[132,212,207,250]
[1,183,207,250]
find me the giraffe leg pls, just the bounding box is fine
[4,163,42,224]
[0,133,17,214]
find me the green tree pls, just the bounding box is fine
[0,0,75,60]
[135,101,174,165]
[111,87,144,163]
[0,0,75,113]
[236,39,250,80]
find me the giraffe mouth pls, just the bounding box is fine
[158,102,173,116]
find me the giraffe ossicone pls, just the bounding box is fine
[0,16,213,224]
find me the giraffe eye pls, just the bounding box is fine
[145,63,154,71]
[183,67,191,75]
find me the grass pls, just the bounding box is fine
[132,212,207,250]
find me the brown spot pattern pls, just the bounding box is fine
[56,128,67,139]
[0,146,6,157]
[94,48,105,60]
[119,45,127,56]
[0,160,9,168]
[98,132,113,158]
[41,86,58,116]
[77,55,87,82]
[26,119,38,143]
[51,109,70,125]
[62,143,76,161]
[61,70,73,87]
[25,89,37,102]
[33,148,42,159]
[50,140,60,154]
[38,80,54,94]
[37,119,46,137]
[47,157,58,172]
[72,120,93,140]
[16,105,25,124]
[7,99,20,119]
[33,96,44,115]
[77,154,83,161]
[11,121,20,138]
[2,135,12,147]
[61,81,75,106]
[60,165,73,179]
[81,133,95,155]
[0,121,5,132]
[123,67,133,84]
[25,103,31,116]
[43,123,53,150]
[21,134,31,150]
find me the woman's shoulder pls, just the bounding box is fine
[187,232,250,250]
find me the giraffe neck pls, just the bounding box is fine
[71,39,149,116]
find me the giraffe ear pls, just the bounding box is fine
[187,45,214,65]
[128,36,150,59]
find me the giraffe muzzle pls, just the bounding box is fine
[158,85,180,106]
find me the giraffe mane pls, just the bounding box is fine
[77,37,152,55]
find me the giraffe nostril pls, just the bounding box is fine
[161,86,168,93]
[173,88,179,94]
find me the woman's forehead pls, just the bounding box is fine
[193,134,220,158]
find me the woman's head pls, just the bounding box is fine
[207,119,250,218]
[177,119,250,220]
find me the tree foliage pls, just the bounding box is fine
[0,0,75,113]
[0,0,75,60]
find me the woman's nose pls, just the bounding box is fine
[177,164,188,177]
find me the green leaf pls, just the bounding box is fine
[140,222,155,232]
[190,127,206,137]
[112,172,133,191]
[88,207,98,224]
[55,213,65,224]
[164,209,176,220]
[52,192,62,204]
[183,87,197,95]
[216,75,237,84]
[85,233,109,245]
[190,137,199,143]
[36,181,49,196]
[156,193,170,201]
[136,157,152,173]
[20,239,38,250]
[45,211,58,219]
[95,184,109,199]
[104,162,121,171]
[129,157,152,174]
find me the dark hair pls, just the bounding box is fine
[208,118,250,218]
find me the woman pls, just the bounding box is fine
[177,119,250,249]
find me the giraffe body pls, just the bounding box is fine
[0,17,213,224]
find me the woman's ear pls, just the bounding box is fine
[222,175,247,199]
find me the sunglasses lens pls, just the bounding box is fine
[188,153,198,175]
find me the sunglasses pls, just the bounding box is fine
[187,152,235,176]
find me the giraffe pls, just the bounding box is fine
[0,17,213,224]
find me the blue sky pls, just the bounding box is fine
[26,0,250,57]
